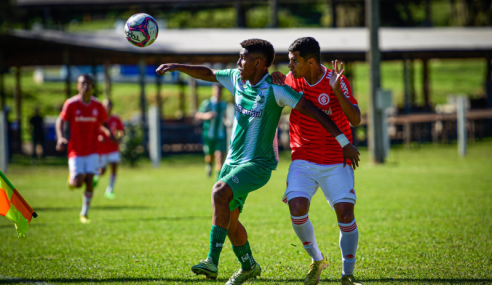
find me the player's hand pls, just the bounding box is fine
[56,137,68,152]
[156,64,177,76]
[271,71,286,85]
[329,60,344,91]
[208,111,218,119]
[342,143,360,170]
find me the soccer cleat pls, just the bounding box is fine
[304,254,328,285]
[205,164,212,177]
[191,257,218,280]
[341,274,363,285]
[225,262,261,285]
[104,192,116,199]
[80,215,91,224]
[92,175,100,187]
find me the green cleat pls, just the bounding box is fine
[225,262,261,285]
[104,192,116,199]
[304,254,328,285]
[191,257,218,280]
[341,274,363,285]
[92,175,100,187]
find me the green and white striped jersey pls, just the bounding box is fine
[216,69,302,169]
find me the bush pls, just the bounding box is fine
[120,124,145,167]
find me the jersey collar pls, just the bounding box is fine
[302,64,327,87]
[247,72,270,88]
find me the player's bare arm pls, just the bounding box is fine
[330,60,361,127]
[271,71,287,86]
[101,122,118,142]
[156,64,219,82]
[294,97,360,169]
[195,111,217,121]
[55,116,67,151]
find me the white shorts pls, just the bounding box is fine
[282,160,356,210]
[99,151,121,169]
[68,154,99,178]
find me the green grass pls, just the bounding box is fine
[1,141,491,284]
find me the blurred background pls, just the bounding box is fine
[0,0,491,166]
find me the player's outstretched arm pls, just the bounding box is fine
[294,97,360,169]
[156,64,219,83]
[330,60,361,126]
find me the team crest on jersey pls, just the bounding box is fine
[232,175,239,183]
[76,110,81,115]
[92,109,98,116]
[318,93,330,105]
[255,95,265,104]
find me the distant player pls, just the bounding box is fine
[156,38,360,285]
[96,99,124,199]
[195,84,228,178]
[272,37,362,285]
[55,74,111,224]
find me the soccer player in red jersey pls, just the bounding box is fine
[55,74,111,224]
[272,37,363,285]
[97,99,125,199]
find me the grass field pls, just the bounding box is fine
[1,140,491,284]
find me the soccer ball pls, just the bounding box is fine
[124,13,158,47]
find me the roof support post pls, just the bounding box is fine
[331,0,337,27]
[269,0,278,28]
[366,0,385,163]
[63,49,71,99]
[91,59,98,97]
[486,53,492,108]
[139,56,148,153]
[235,1,247,28]
[423,58,431,110]
[403,54,412,114]
[104,60,111,99]
[14,66,22,153]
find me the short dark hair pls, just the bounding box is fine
[78,74,94,84]
[288,37,321,63]
[240,38,275,67]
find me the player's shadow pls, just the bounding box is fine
[105,215,210,223]
[33,205,153,212]
[1,277,490,284]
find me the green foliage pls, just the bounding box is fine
[0,140,491,284]
[119,124,144,167]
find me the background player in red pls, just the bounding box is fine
[96,99,124,199]
[55,74,111,224]
[272,37,362,285]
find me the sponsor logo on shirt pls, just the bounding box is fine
[75,116,97,122]
[321,107,333,115]
[340,80,350,98]
[235,103,263,118]
[318,93,330,105]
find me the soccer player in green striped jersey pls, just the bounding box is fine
[156,38,360,285]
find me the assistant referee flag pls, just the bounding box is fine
[0,171,37,237]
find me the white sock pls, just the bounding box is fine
[80,191,93,216]
[291,213,323,261]
[106,174,116,193]
[338,219,358,276]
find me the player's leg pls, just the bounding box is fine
[105,152,120,199]
[284,161,327,285]
[214,150,224,180]
[79,154,99,223]
[225,208,261,285]
[68,156,85,189]
[202,137,213,177]
[318,164,361,285]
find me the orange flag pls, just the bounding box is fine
[0,171,37,237]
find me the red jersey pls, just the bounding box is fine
[98,115,124,154]
[286,66,358,165]
[60,95,108,158]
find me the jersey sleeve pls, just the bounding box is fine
[339,75,358,105]
[271,85,303,109]
[215,69,239,95]
[117,117,125,131]
[98,104,108,123]
[59,100,71,121]
[198,99,210,113]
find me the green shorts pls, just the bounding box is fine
[202,136,227,155]
[219,161,273,213]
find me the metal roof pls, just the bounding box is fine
[2,27,492,66]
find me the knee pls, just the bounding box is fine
[73,176,84,187]
[338,209,355,224]
[288,197,310,216]
[211,182,232,204]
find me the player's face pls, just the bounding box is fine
[77,77,93,96]
[237,48,259,81]
[288,51,310,79]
